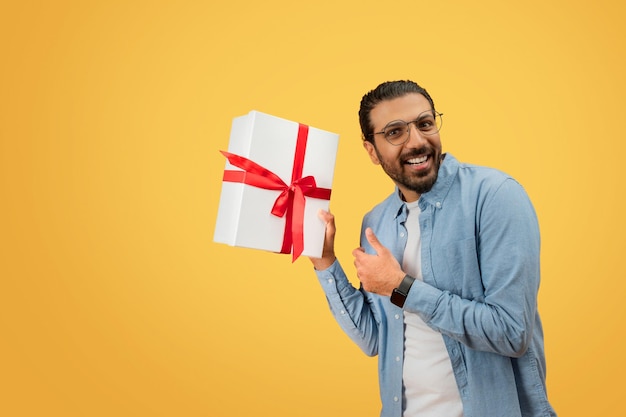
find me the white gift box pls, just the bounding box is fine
[213,110,339,261]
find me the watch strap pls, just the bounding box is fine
[397,274,415,294]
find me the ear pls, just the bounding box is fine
[363,140,381,165]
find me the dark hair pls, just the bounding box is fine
[359,80,436,142]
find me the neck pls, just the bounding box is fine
[398,187,420,203]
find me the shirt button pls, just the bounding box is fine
[399,232,405,238]
[395,356,401,362]
[340,310,346,315]
[435,201,442,208]
[327,278,333,284]
[393,396,399,402]
[394,314,400,320]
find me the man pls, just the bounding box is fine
[309,80,556,417]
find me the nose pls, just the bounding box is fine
[405,122,428,147]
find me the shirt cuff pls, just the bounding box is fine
[314,259,355,298]
[404,279,442,320]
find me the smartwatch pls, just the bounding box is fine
[390,275,415,308]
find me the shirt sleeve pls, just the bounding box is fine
[405,178,541,358]
[314,260,380,356]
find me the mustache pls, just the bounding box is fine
[401,146,432,160]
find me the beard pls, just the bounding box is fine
[376,146,442,195]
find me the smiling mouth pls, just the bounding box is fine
[404,155,429,165]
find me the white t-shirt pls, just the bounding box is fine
[401,200,463,417]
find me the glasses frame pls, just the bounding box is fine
[368,110,444,146]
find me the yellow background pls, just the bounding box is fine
[1,0,624,416]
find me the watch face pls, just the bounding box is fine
[390,289,406,307]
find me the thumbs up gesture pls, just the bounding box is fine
[352,228,405,296]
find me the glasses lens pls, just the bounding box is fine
[383,121,409,144]
[415,111,443,135]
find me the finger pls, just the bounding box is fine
[365,227,384,254]
[318,208,335,227]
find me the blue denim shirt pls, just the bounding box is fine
[315,154,556,417]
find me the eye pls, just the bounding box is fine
[385,128,401,138]
[384,124,405,139]
[418,117,435,131]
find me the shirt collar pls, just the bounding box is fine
[419,153,459,210]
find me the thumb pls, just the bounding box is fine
[365,227,384,254]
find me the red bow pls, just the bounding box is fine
[220,124,331,261]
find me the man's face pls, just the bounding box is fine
[364,93,443,202]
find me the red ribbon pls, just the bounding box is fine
[220,123,331,261]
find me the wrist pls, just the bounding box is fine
[310,255,336,271]
[390,274,415,308]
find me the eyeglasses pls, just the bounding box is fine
[369,110,443,146]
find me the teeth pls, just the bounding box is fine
[406,155,428,164]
